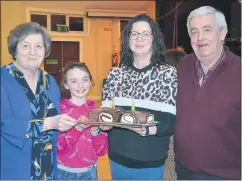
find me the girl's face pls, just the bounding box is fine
[64,67,92,99]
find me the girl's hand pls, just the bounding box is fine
[91,126,99,132]
[43,114,78,132]
[75,116,90,131]
[99,125,113,131]
[90,126,101,136]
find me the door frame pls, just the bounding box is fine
[51,36,83,64]
[49,37,99,101]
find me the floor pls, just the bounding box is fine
[97,154,112,180]
[94,100,176,180]
[97,139,176,180]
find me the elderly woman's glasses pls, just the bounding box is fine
[129,31,153,40]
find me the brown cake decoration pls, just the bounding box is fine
[87,107,155,125]
[99,107,124,123]
[120,111,138,124]
[120,111,154,124]
[88,109,101,122]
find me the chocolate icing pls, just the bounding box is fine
[88,109,101,122]
[99,108,124,123]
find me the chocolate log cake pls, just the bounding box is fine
[121,111,155,124]
[88,109,101,122]
[88,108,154,124]
[99,107,124,123]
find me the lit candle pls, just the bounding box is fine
[131,101,135,112]
[112,100,115,108]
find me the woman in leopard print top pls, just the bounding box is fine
[101,14,178,180]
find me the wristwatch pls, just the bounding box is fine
[144,126,149,136]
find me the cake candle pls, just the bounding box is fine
[131,102,135,112]
[112,100,116,108]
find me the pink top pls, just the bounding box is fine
[57,99,108,168]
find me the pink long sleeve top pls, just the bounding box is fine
[57,99,108,168]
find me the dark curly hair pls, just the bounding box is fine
[120,13,166,68]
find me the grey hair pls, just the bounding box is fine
[187,6,227,36]
[8,22,52,60]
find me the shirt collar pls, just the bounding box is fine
[195,45,228,73]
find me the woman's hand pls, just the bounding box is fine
[126,126,157,136]
[126,126,146,136]
[75,123,90,131]
[43,114,78,132]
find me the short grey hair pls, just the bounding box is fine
[8,22,52,60]
[187,6,227,36]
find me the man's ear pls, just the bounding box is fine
[220,27,228,41]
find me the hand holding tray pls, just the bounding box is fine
[80,107,159,128]
[77,120,160,128]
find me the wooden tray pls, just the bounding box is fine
[77,121,160,128]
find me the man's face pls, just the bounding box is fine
[189,14,227,61]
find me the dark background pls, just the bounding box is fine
[156,0,241,55]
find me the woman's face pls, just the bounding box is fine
[15,34,45,70]
[129,21,153,56]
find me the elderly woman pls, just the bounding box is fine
[101,14,178,180]
[1,22,78,179]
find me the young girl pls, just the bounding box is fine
[55,62,108,180]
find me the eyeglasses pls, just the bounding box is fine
[129,31,153,40]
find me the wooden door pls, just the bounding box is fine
[63,42,79,67]
[44,41,79,98]
[44,41,62,85]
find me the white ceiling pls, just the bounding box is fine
[21,1,149,11]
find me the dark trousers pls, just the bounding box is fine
[175,162,231,180]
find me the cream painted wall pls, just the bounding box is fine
[1,1,155,100]
[1,2,26,64]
